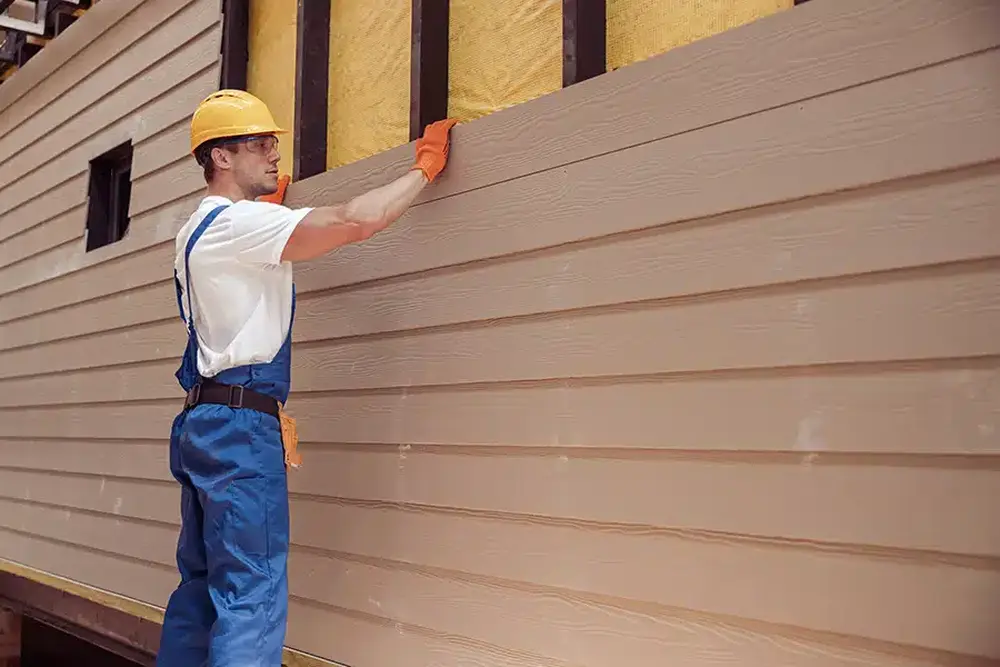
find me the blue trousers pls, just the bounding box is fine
[157,404,290,667]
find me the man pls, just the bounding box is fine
[156,89,457,666]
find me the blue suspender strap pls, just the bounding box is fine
[176,205,229,331]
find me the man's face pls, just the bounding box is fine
[222,134,281,199]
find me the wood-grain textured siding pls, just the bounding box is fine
[2,0,999,665]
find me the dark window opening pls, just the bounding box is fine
[85,140,133,252]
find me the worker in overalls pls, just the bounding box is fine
[156,89,457,666]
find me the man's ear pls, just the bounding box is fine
[211,146,233,172]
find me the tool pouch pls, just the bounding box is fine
[278,405,302,469]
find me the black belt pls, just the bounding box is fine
[184,379,280,418]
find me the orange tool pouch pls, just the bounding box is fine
[278,404,302,469]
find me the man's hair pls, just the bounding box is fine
[193,138,240,182]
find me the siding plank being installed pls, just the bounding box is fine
[1,0,998,665]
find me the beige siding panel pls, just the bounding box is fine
[0,530,455,667]
[3,263,999,390]
[287,551,974,667]
[294,501,1000,658]
[0,0,217,204]
[6,159,1000,354]
[0,195,201,321]
[0,237,81,296]
[1,517,985,667]
[0,175,87,246]
[132,119,191,179]
[2,0,998,322]
[3,446,999,558]
[1,492,997,661]
[293,46,1000,293]
[0,471,179,525]
[283,0,1000,218]
[0,25,221,216]
[0,72,210,230]
[5,45,1000,343]
[0,0,150,117]
[1,1,998,664]
[2,363,997,458]
[0,527,178,607]
[129,158,206,218]
[0,320,182,380]
[0,438,170,482]
[0,59,218,249]
[282,268,1000,391]
[0,208,83,270]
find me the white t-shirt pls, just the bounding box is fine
[173,195,314,378]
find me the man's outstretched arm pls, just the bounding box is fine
[278,118,458,263]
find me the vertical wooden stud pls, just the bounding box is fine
[409,0,449,141]
[562,0,606,86]
[220,0,249,90]
[293,0,331,180]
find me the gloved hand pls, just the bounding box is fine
[258,173,290,205]
[412,118,459,182]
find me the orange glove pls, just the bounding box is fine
[258,173,290,205]
[412,118,458,182]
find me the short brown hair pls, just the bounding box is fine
[194,139,240,182]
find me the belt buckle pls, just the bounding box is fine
[185,383,201,410]
[228,385,244,409]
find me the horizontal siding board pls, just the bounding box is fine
[0,0,217,207]
[0,25,221,219]
[0,176,87,246]
[0,0,149,118]
[10,37,994,326]
[3,264,999,389]
[293,501,1000,657]
[0,438,170,482]
[0,79,207,229]
[0,530,440,667]
[1,491,998,659]
[6,159,1000,351]
[0,471,178,526]
[1,365,997,457]
[289,550,975,667]
[132,119,191,179]
[3,2,1000,323]
[0,528,177,608]
[0,61,217,249]
[292,449,1000,559]
[2,445,999,557]
[129,158,206,218]
[0,208,84,270]
[282,0,1000,215]
[0,195,201,318]
[291,47,1000,293]
[0,238,81,296]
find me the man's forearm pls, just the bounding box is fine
[279,117,456,263]
[280,169,428,262]
[343,168,428,239]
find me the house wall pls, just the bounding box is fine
[1,0,999,666]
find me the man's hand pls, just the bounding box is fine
[258,174,290,205]
[412,118,459,182]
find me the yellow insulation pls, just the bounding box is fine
[247,0,297,176]
[326,0,412,169]
[448,0,562,123]
[607,0,793,71]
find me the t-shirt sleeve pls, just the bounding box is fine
[226,201,314,265]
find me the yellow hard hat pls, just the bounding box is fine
[190,89,287,153]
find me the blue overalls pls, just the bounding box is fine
[157,205,294,667]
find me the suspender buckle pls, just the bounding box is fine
[228,385,245,409]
